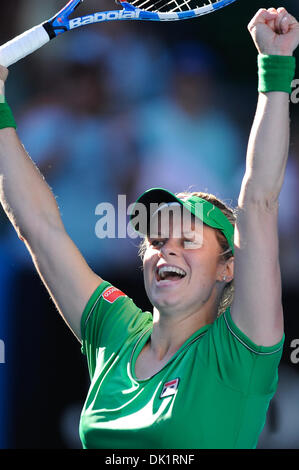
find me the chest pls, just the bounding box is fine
[80,351,252,449]
[134,344,175,380]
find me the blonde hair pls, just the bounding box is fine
[138,191,236,317]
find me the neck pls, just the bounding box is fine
[149,288,220,361]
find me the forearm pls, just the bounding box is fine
[0,127,63,241]
[239,6,299,207]
[239,91,290,206]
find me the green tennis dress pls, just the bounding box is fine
[79,281,284,449]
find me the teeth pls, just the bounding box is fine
[157,266,186,280]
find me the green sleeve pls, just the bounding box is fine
[80,281,152,378]
[201,307,284,395]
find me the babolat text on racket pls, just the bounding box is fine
[0,0,237,67]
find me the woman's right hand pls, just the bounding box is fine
[0,64,8,95]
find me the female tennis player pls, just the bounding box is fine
[0,7,298,449]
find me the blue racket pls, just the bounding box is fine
[0,0,236,67]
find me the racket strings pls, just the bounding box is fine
[131,0,189,12]
[130,0,220,12]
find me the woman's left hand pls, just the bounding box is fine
[248,7,299,56]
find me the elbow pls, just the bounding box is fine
[16,221,37,244]
[238,178,280,212]
[17,213,64,246]
[239,193,279,213]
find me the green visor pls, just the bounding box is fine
[129,188,234,254]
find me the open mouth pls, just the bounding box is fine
[155,265,187,283]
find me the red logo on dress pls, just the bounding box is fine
[102,286,126,303]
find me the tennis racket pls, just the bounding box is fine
[0,0,236,68]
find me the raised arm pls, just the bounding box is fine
[231,7,299,346]
[0,66,103,341]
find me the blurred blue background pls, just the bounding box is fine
[0,0,299,449]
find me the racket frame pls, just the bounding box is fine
[46,0,237,36]
[0,0,236,67]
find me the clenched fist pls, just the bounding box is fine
[248,7,299,56]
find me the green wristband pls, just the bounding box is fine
[0,100,17,129]
[258,55,296,94]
